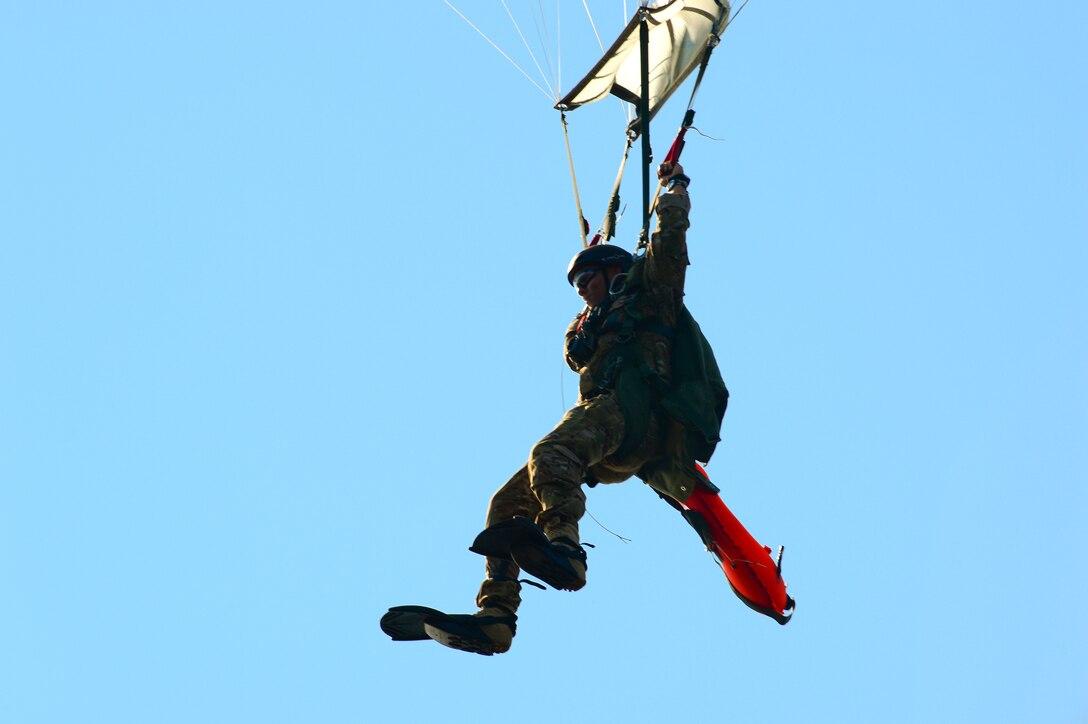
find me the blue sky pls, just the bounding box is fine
[2,2,1085,723]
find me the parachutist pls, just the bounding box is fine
[383,162,753,654]
[383,0,796,655]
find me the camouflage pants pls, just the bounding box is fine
[476,392,662,613]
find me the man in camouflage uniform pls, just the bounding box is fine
[419,162,693,655]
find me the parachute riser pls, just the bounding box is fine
[647,108,696,219]
[592,135,634,247]
[638,7,652,253]
[559,110,590,248]
[638,20,719,252]
[647,28,722,219]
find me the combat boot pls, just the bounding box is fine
[423,606,517,656]
[470,516,589,592]
[511,536,588,591]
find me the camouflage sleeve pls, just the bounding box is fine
[645,191,691,296]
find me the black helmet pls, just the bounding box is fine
[566,244,634,285]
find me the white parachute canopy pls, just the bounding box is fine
[556,0,730,126]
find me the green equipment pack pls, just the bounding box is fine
[602,257,729,502]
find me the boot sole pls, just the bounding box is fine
[380,605,445,641]
[469,516,548,559]
[424,619,509,656]
[510,542,586,591]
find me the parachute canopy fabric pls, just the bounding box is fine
[555,0,730,126]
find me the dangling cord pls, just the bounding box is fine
[586,508,632,544]
[560,110,589,248]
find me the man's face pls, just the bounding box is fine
[573,267,609,308]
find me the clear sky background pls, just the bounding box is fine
[2,2,1085,723]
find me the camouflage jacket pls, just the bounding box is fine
[564,191,691,402]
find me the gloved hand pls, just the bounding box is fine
[657,161,685,182]
[657,162,689,193]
